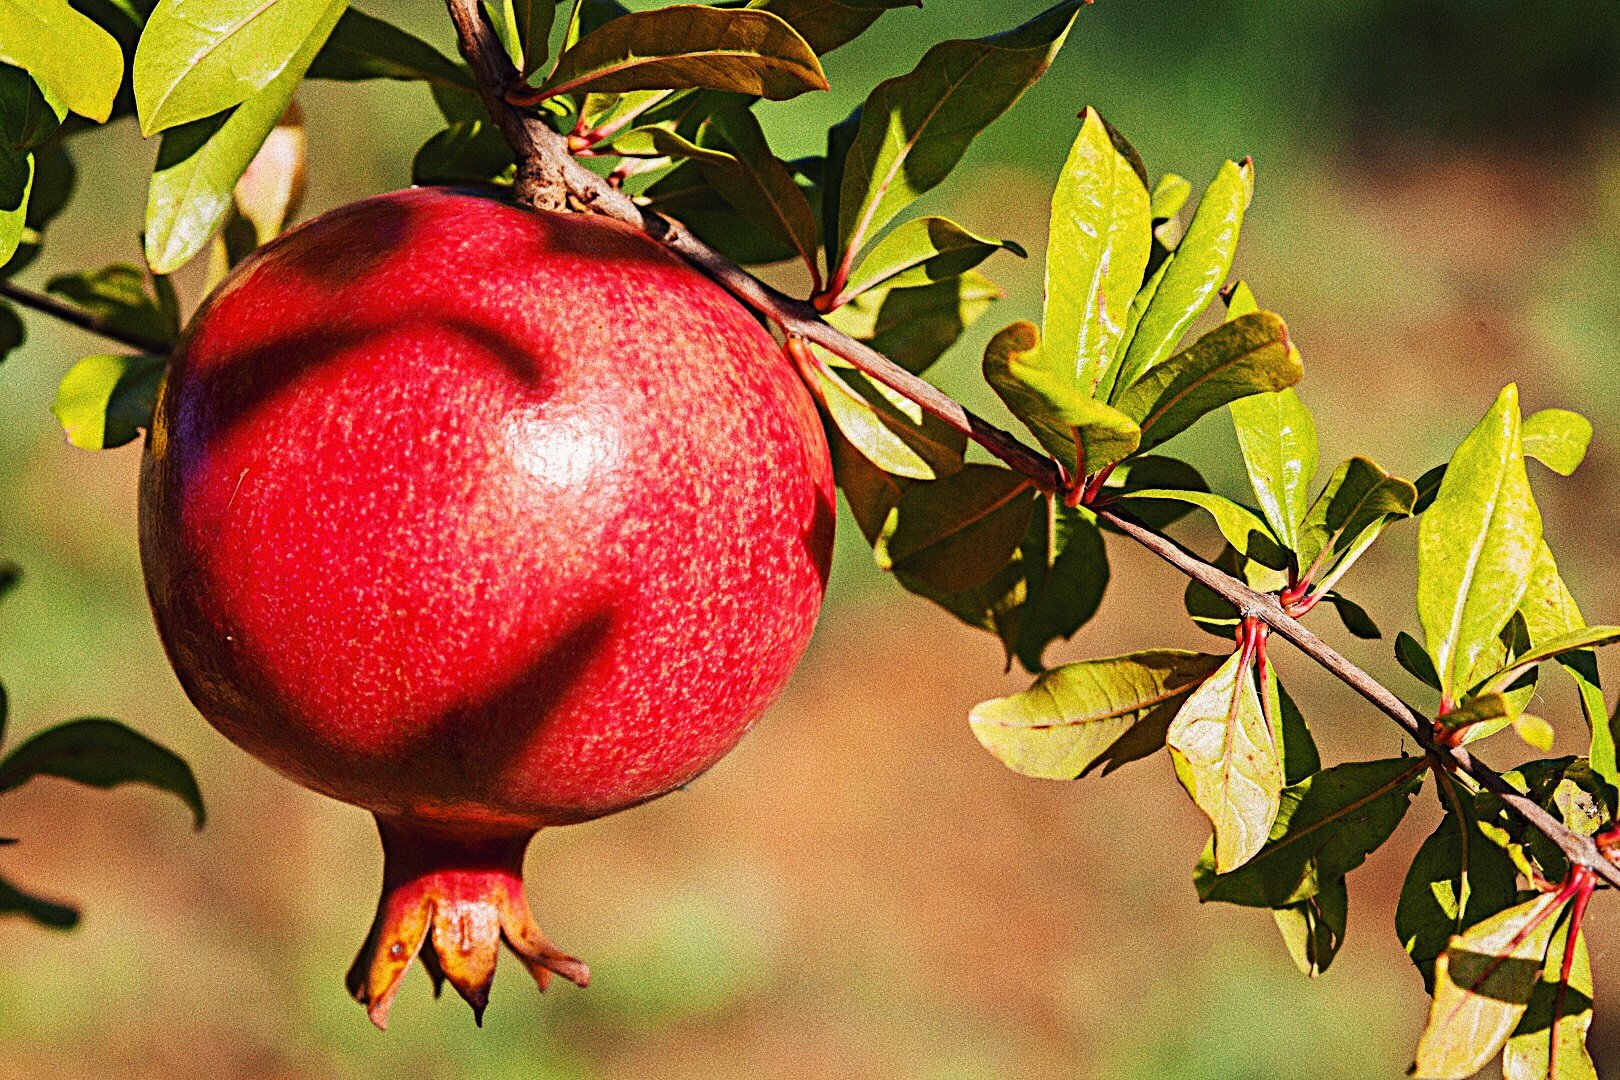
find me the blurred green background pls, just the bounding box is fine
[5,1,1620,1076]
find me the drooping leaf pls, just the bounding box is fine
[0,0,125,122]
[1413,890,1568,1080]
[1168,646,1283,873]
[144,0,342,273]
[50,353,167,451]
[1109,158,1253,395]
[1114,310,1300,456]
[982,320,1141,476]
[1013,500,1109,673]
[810,358,965,480]
[827,269,1000,375]
[0,874,79,930]
[832,1,1081,267]
[133,0,343,135]
[744,0,915,56]
[838,215,1022,304]
[1115,488,1288,573]
[1519,408,1592,477]
[44,264,177,348]
[308,7,478,95]
[970,650,1222,780]
[1038,107,1152,400]
[531,6,826,103]
[877,464,1035,592]
[1296,456,1417,582]
[1396,796,1521,992]
[1418,385,1543,704]
[1195,756,1425,907]
[1272,874,1347,978]
[1502,915,1597,1080]
[0,718,203,826]
[0,65,66,151]
[1477,626,1620,697]
[412,117,516,185]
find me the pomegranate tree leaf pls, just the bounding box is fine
[133,0,342,136]
[1109,158,1253,396]
[0,718,202,827]
[1194,756,1425,908]
[1037,107,1152,401]
[481,0,556,77]
[1012,501,1108,673]
[413,118,515,186]
[1097,454,1209,531]
[810,360,965,481]
[1413,890,1568,1079]
[1417,385,1543,704]
[1321,591,1381,639]
[1296,455,1416,584]
[640,159,806,267]
[144,0,342,273]
[0,873,79,930]
[1397,798,1521,993]
[0,0,124,122]
[970,650,1223,780]
[1114,488,1289,576]
[50,353,166,451]
[0,66,66,152]
[838,216,1023,306]
[0,145,31,267]
[1477,625,1620,697]
[534,6,826,103]
[1503,916,1597,1080]
[1168,647,1283,873]
[877,464,1035,593]
[1114,310,1301,457]
[1272,874,1346,978]
[739,0,916,56]
[45,264,177,347]
[309,8,478,96]
[1520,408,1592,477]
[826,269,1002,375]
[831,1,1082,270]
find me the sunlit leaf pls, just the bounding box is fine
[1502,914,1597,1080]
[1520,408,1592,477]
[810,358,965,480]
[50,353,167,450]
[1114,488,1288,573]
[838,215,1022,304]
[1397,797,1521,992]
[0,0,124,122]
[1272,874,1346,978]
[1296,456,1416,582]
[0,718,203,827]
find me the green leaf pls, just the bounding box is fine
[1098,454,1208,530]
[1441,691,1511,740]
[1520,408,1592,477]
[1151,172,1190,223]
[1115,488,1288,573]
[832,1,1081,267]
[1478,625,1620,697]
[827,269,1000,375]
[309,7,478,94]
[1195,757,1424,907]
[133,0,344,136]
[533,6,825,103]
[50,353,167,450]
[970,650,1222,780]
[0,0,125,122]
[45,264,176,347]
[1272,874,1346,978]
[0,718,203,827]
[1418,385,1543,704]
[828,423,904,546]
[0,874,79,930]
[0,65,66,151]
[0,145,30,267]
[878,464,1035,592]
[560,0,630,53]
[1013,500,1109,673]
[1111,158,1253,395]
[0,301,21,363]
[3,141,73,280]
[745,0,915,56]
[811,359,965,480]
[838,215,1022,304]
[1413,890,1568,1080]
[1396,798,1521,993]
[412,118,516,185]
[482,0,555,76]
[144,0,342,273]
[1296,456,1417,583]
[1229,384,1317,554]
[1168,647,1283,873]
[1503,917,1597,1080]
[982,320,1141,475]
[1114,310,1301,457]
[1038,107,1152,400]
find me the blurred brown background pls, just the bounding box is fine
[5,1,1620,1076]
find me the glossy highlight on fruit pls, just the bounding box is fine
[139,187,835,1027]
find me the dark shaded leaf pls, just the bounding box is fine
[878,464,1035,592]
[309,7,479,95]
[50,353,167,450]
[412,118,516,185]
[1014,500,1108,672]
[826,269,1001,375]
[0,718,202,826]
[1323,591,1380,639]
[45,264,175,347]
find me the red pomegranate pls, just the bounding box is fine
[138,188,835,1027]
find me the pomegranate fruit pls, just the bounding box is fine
[138,188,835,1026]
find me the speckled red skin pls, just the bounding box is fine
[138,188,834,1023]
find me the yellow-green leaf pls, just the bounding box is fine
[51,353,167,451]
[0,0,124,122]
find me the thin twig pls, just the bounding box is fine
[0,281,170,354]
[443,0,1618,887]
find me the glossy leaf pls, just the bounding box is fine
[1195,757,1424,907]
[534,6,825,103]
[1151,172,1190,223]
[0,874,78,930]
[811,359,965,480]
[309,7,478,95]
[1230,386,1316,553]
[1272,874,1347,978]
[828,423,904,546]
[133,0,342,135]
[878,464,1035,592]
[45,264,176,347]
[1502,916,1596,1080]
[745,0,916,56]
[832,1,1081,266]
[1413,891,1568,1080]
[1115,488,1288,572]
[1397,798,1521,992]
[0,0,124,122]
[1296,456,1417,581]
[50,353,167,451]
[1418,385,1543,703]
[1110,158,1253,395]
[828,269,1000,375]
[1114,310,1300,456]
[1168,647,1283,873]
[1479,625,1620,696]
[0,718,203,826]
[839,215,1023,304]
[971,650,1222,780]
[1014,501,1109,673]
[1039,107,1152,399]
[982,321,1141,475]
[1520,408,1592,477]
[144,0,342,273]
